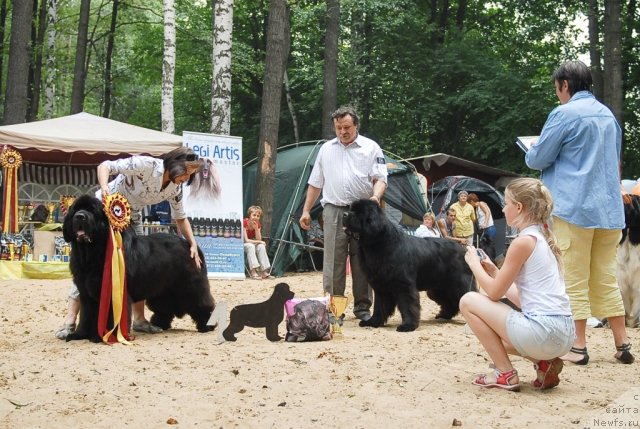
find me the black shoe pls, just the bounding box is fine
[564,346,589,365]
[616,343,635,364]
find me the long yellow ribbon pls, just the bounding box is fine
[2,166,17,233]
[2,166,12,233]
[101,228,132,344]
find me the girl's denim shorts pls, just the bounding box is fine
[506,311,576,360]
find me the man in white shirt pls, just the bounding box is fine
[299,106,388,321]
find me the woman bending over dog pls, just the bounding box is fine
[460,178,575,391]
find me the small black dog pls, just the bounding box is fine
[223,283,295,341]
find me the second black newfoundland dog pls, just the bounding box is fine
[343,199,475,332]
[63,195,216,342]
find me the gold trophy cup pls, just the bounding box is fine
[59,196,76,219]
[46,202,57,223]
[329,295,349,338]
[18,205,27,222]
[21,244,30,261]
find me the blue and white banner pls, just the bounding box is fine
[182,131,244,279]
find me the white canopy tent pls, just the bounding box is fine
[0,112,183,204]
[0,112,182,163]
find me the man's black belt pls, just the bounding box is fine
[328,203,351,209]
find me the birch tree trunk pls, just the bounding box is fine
[3,0,34,124]
[43,0,56,118]
[210,0,233,135]
[321,0,339,140]
[255,0,290,236]
[161,0,176,133]
[70,0,90,114]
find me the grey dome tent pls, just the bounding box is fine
[243,140,428,276]
[427,175,508,256]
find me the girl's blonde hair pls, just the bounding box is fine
[247,205,262,217]
[505,178,563,271]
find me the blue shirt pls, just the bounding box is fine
[525,91,624,229]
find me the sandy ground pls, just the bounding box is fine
[1,272,639,429]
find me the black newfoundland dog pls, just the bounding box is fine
[343,199,475,332]
[63,195,216,342]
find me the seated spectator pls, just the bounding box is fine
[437,209,467,245]
[415,212,441,238]
[243,205,273,279]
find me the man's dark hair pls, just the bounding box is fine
[161,147,203,186]
[331,106,360,127]
[552,60,592,96]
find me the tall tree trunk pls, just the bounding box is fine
[27,0,37,121]
[283,69,299,142]
[321,0,339,140]
[361,14,373,130]
[28,0,48,121]
[103,0,118,118]
[603,0,623,125]
[3,0,34,124]
[43,0,56,119]
[210,0,234,135]
[70,0,91,114]
[255,0,289,236]
[455,0,467,30]
[349,3,372,130]
[161,0,176,133]
[0,0,7,102]
[437,0,450,43]
[587,0,604,100]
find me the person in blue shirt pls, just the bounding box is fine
[525,60,634,365]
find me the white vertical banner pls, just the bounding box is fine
[182,131,244,279]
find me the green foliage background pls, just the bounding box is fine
[2,0,639,177]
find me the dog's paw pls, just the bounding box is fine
[359,317,381,328]
[197,324,215,333]
[65,331,91,342]
[222,330,237,341]
[65,333,79,342]
[267,335,282,342]
[396,323,418,332]
[434,313,455,320]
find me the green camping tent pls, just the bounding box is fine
[243,140,428,276]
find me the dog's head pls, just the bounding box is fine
[62,195,110,245]
[273,283,295,302]
[190,158,221,198]
[343,199,386,239]
[622,193,640,245]
[623,193,640,229]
